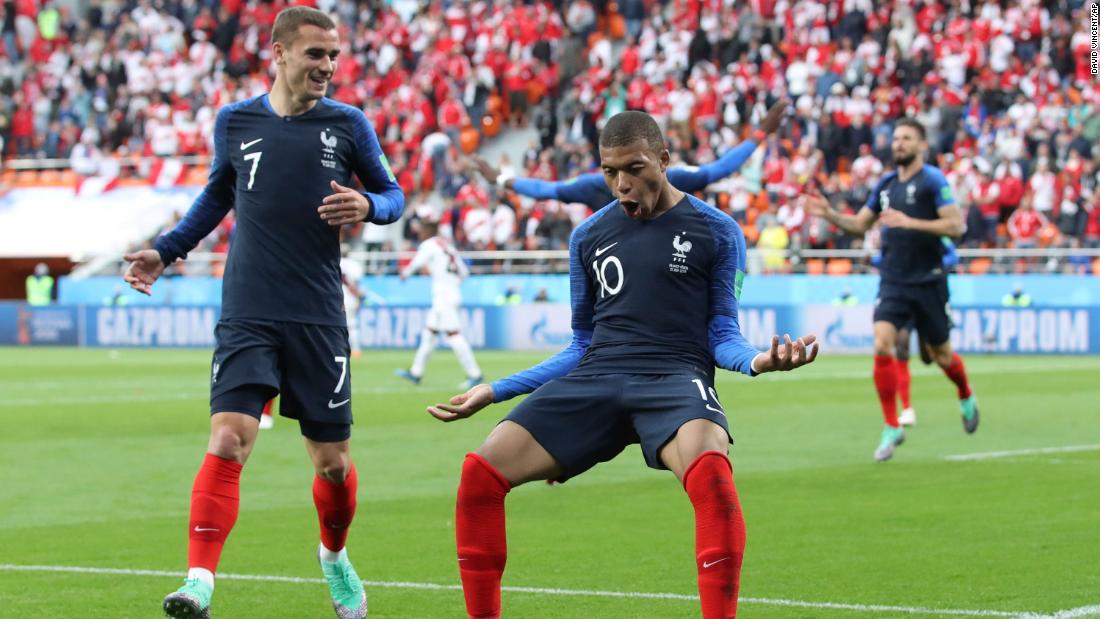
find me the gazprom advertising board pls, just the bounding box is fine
[1,303,1097,354]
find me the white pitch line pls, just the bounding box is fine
[944,445,1100,462]
[1044,605,1100,618]
[0,563,1050,617]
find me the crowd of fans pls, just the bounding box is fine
[2,0,1099,273]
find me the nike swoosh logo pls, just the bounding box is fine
[328,398,350,409]
[193,527,219,533]
[703,557,730,568]
[595,242,618,256]
[240,138,263,150]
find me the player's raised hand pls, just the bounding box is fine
[760,98,790,135]
[752,334,819,373]
[428,383,495,423]
[319,180,372,226]
[799,191,832,218]
[469,156,499,184]
[122,249,166,296]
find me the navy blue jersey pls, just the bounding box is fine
[492,194,759,401]
[864,164,955,285]
[510,138,760,209]
[155,96,404,326]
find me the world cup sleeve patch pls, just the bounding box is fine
[379,154,396,183]
[940,185,953,202]
[734,270,745,301]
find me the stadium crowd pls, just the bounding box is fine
[2,0,1098,271]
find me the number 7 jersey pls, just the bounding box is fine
[155,95,404,326]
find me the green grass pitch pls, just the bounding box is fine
[1,348,1098,618]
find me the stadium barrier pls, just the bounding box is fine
[2,302,1097,355]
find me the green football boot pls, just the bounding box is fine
[163,577,212,619]
[874,425,906,462]
[320,548,367,619]
[960,395,980,434]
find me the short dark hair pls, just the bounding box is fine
[272,7,336,46]
[894,117,927,140]
[599,111,665,154]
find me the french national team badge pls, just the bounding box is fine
[320,129,337,169]
[669,232,692,274]
[906,183,916,205]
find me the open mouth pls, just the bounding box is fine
[621,200,641,218]
[310,75,328,88]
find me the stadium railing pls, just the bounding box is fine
[117,248,1100,277]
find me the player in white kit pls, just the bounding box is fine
[340,253,365,359]
[396,216,483,388]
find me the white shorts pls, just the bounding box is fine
[425,304,461,333]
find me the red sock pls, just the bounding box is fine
[684,451,746,619]
[313,464,358,553]
[942,353,972,399]
[896,359,911,409]
[455,453,510,619]
[873,355,899,427]
[261,399,273,416]
[188,453,243,572]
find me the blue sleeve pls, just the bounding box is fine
[927,166,956,208]
[553,173,608,205]
[667,139,758,192]
[512,173,607,206]
[511,177,564,200]
[941,237,959,267]
[154,106,236,265]
[706,214,759,376]
[491,225,596,401]
[864,175,891,214]
[348,109,405,224]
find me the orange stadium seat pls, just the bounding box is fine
[805,258,825,275]
[1093,258,1100,276]
[608,13,625,40]
[482,114,501,138]
[185,166,209,185]
[37,169,62,185]
[716,192,729,210]
[741,224,758,244]
[746,205,761,226]
[826,258,852,275]
[968,257,992,275]
[459,127,480,154]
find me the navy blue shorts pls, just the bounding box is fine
[210,319,352,441]
[874,280,952,346]
[504,373,731,482]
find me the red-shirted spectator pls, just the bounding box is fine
[1007,198,1048,249]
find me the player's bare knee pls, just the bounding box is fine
[315,453,351,482]
[316,462,349,483]
[207,425,251,462]
[932,348,954,368]
[873,339,896,357]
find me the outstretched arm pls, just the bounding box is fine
[428,226,597,421]
[470,156,608,204]
[709,217,817,375]
[801,189,879,237]
[668,98,789,192]
[127,106,237,294]
[153,107,237,267]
